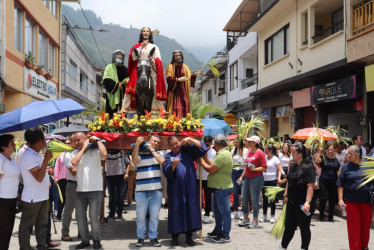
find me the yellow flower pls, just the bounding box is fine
[193,125,196,129]
[88,124,92,129]
[187,125,191,130]
[105,113,109,119]
[92,126,97,131]
[97,126,101,130]
[186,121,191,125]
[186,113,192,120]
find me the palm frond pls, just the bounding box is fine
[325,125,351,146]
[357,167,374,189]
[270,204,287,239]
[263,186,285,201]
[190,92,223,119]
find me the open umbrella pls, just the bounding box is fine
[52,124,89,137]
[292,127,337,140]
[0,98,85,134]
[201,118,232,137]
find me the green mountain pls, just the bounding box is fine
[61,5,203,71]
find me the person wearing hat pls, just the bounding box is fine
[199,134,233,243]
[237,135,267,229]
[102,49,129,118]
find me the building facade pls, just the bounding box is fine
[3,0,60,116]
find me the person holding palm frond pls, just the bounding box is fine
[314,143,340,222]
[337,145,373,250]
[279,142,316,250]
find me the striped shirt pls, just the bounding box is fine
[136,152,162,192]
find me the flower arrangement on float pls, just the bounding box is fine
[87,107,204,135]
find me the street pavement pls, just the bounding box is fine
[9,200,374,250]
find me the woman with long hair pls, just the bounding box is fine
[314,143,340,222]
[260,144,282,224]
[0,134,21,250]
[337,145,373,250]
[279,142,316,250]
[237,135,267,229]
[231,138,247,219]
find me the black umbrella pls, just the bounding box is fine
[52,124,89,137]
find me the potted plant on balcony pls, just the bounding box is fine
[35,65,44,75]
[44,70,52,80]
[24,52,35,69]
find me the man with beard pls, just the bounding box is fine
[121,27,167,114]
[163,136,207,246]
[165,50,197,118]
[102,50,129,118]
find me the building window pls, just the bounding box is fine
[265,24,290,64]
[69,60,77,79]
[301,11,308,46]
[43,0,57,17]
[90,80,95,99]
[48,43,55,75]
[207,89,212,102]
[38,32,47,67]
[80,72,87,91]
[332,8,344,34]
[230,62,238,91]
[14,5,23,52]
[214,80,217,95]
[25,18,35,55]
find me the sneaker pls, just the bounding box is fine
[248,221,259,229]
[210,235,223,243]
[259,216,268,222]
[239,211,244,220]
[75,241,90,249]
[239,219,250,227]
[136,238,144,247]
[231,211,239,219]
[106,214,116,220]
[221,235,231,243]
[150,238,161,247]
[116,214,123,220]
[93,240,102,249]
[276,245,287,250]
[203,215,210,223]
[207,230,219,238]
[186,237,196,246]
[270,217,276,224]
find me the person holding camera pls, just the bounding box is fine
[71,132,107,249]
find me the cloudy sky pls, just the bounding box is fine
[65,0,242,61]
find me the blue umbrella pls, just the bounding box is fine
[201,118,232,137]
[0,98,85,134]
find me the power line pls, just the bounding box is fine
[77,2,106,66]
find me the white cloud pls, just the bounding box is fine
[68,0,242,49]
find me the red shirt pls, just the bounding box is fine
[244,149,267,178]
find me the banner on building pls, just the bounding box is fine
[224,113,237,125]
[365,64,374,92]
[24,68,57,100]
[311,75,356,105]
[260,109,270,120]
[292,88,311,108]
[276,105,292,118]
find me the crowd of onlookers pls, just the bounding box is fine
[0,130,373,250]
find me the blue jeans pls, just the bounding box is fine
[231,169,244,211]
[242,174,264,220]
[212,188,233,237]
[135,190,162,239]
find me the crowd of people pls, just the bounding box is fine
[1,128,373,249]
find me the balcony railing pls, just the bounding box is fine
[241,74,258,89]
[352,0,374,35]
[312,21,344,44]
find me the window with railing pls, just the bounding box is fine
[312,7,344,44]
[241,73,258,89]
[352,0,374,35]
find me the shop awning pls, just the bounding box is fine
[224,102,239,114]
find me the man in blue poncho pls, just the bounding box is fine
[163,136,207,247]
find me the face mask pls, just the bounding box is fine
[115,57,123,64]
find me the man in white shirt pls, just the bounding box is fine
[71,132,107,249]
[61,140,78,242]
[335,142,347,167]
[18,127,53,250]
[352,135,366,157]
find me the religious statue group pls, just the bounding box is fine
[101,27,197,119]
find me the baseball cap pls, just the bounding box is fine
[214,134,227,145]
[245,135,261,145]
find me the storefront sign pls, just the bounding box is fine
[260,109,270,120]
[224,113,237,125]
[24,68,57,100]
[276,105,292,118]
[311,75,356,105]
[292,88,311,108]
[354,99,364,112]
